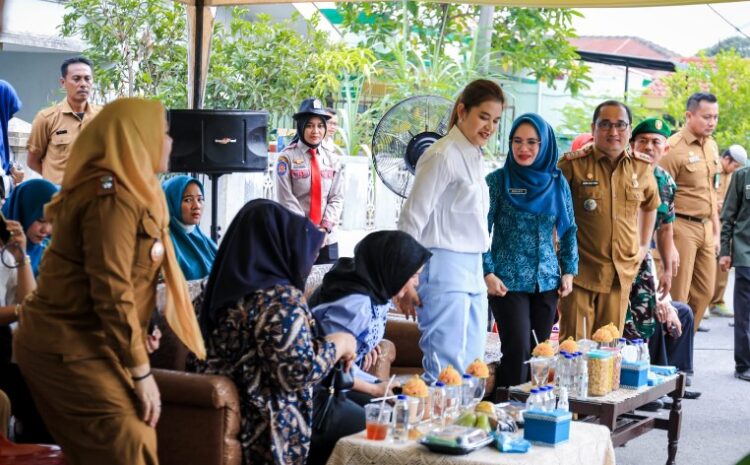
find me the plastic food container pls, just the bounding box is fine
[587,349,613,396]
[603,347,622,390]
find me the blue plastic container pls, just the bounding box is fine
[620,360,649,389]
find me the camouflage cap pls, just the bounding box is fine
[631,117,671,140]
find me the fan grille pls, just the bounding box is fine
[372,95,452,199]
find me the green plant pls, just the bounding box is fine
[336,2,590,95]
[556,92,652,136]
[205,9,375,130]
[663,50,750,149]
[60,0,188,107]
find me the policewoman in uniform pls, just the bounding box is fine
[276,98,343,264]
[398,79,504,383]
[14,98,205,465]
[558,100,660,341]
[658,93,721,331]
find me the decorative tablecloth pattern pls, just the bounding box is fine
[327,422,615,465]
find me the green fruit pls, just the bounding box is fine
[456,412,476,427]
[475,413,492,433]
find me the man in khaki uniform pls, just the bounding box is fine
[27,56,101,184]
[659,93,721,331]
[709,145,747,318]
[276,99,344,264]
[558,101,659,340]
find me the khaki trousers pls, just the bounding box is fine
[710,262,729,306]
[559,280,631,341]
[13,342,157,465]
[671,217,716,331]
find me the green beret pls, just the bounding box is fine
[631,117,671,140]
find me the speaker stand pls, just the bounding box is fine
[208,173,227,242]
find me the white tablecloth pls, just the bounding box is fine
[327,422,616,465]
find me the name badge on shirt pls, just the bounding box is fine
[688,155,700,164]
[508,188,527,195]
[581,180,599,187]
[55,129,68,135]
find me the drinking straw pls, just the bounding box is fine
[532,329,539,346]
[433,352,442,374]
[376,374,397,425]
[583,316,587,339]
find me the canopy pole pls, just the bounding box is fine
[187,1,213,109]
[624,64,630,102]
[193,0,204,109]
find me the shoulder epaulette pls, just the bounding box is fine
[39,106,57,118]
[563,146,591,161]
[632,150,652,163]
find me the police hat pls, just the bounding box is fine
[631,117,671,140]
[293,98,331,121]
[724,144,748,165]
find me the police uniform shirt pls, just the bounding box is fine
[558,144,660,293]
[659,126,720,219]
[398,126,490,254]
[27,99,101,185]
[275,141,343,245]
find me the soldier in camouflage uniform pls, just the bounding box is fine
[625,118,680,339]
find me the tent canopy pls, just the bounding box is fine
[175,0,738,7]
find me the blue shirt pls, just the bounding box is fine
[311,293,389,383]
[482,172,578,293]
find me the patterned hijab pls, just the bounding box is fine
[498,112,573,237]
[162,176,217,280]
[45,97,206,359]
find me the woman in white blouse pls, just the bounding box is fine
[398,79,505,382]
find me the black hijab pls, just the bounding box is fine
[292,114,327,149]
[310,230,432,307]
[199,199,325,333]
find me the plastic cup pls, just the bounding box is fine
[364,403,392,440]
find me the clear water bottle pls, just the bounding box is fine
[566,354,577,389]
[576,352,588,398]
[638,339,651,365]
[392,395,409,443]
[526,388,541,411]
[432,381,446,425]
[461,374,475,408]
[544,385,556,411]
[557,386,570,412]
[567,353,578,393]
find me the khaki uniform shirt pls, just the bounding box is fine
[16,174,164,368]
[558,145,660,293]
[658,127,720,219]
[275,141,344,245]
[27,99,101,185]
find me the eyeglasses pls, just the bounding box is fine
[596,120,630,131]
[511,138,541,149]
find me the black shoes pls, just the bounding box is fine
[735,370,750,381]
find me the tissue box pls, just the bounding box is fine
[620,360,649,389]
[523,409,572,446]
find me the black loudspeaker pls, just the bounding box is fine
[168,109,269,173]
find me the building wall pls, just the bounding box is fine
[0,51,76,122]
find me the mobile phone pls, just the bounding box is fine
[0,213,11,244]
[148,313,160,335]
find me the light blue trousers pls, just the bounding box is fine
[417,248,487,383]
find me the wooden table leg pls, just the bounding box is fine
[666,374,685,465]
